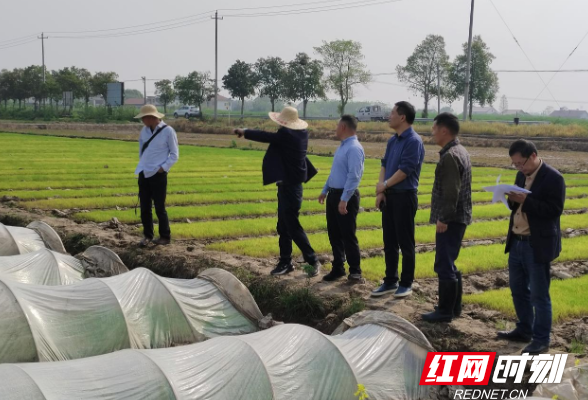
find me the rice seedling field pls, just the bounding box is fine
[1,131,588,323]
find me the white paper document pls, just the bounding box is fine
[483,175,531,209]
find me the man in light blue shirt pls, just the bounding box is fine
[134,105,179,247]
[318,115,365,282]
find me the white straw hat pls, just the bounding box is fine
[134,104,164,119]
[268,106,308,130]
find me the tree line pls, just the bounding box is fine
[0,66,118,110]
[153,40,372,119]
[396,35,499,119]
[0,36,499,120]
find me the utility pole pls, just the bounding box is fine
[463,0,475,121]
[38,33,48,83]
[212,11,223,121]
[141,76,147,105]
[437,62,441,114]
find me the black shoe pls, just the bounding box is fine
[152,237,171,246]
[522,341,549,355]
[270,262,294,276]
[422,279,458,323]
[347,273,364,282]
[323,270,346,282]
[497,329,532,343]
[139,237,152,247]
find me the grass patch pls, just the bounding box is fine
[569,339,586,354]
[465,274,588,322]
[0,213,31,227]
[62,232,100,255]
[207,213,588,258]
[358,234,588,282]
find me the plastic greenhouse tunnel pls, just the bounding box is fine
[0,268,263,363]
[0,221,66,255]
[0,246,128,285]
[0,311,434,400]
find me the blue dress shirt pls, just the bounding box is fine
[322,135,365,201]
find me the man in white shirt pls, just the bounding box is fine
[134,105,179,247]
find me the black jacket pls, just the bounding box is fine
[244,127,317,185]
[505,162,566,263]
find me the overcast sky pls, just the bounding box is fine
[1,0,587,113]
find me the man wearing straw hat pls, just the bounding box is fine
[134,104,179,247]
[234,106,322,277]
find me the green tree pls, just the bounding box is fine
[448,35,499,120]
[154,80,175,113]
[314,40,371,116]
[255,57,286,112]
[73,67,94,106]
[222,60,257,118]
[173,71,214,118]
[283,53,326,118]
[22,65,46,109]
[12,68,28,109]
[91,71,119,101]
[124,89,144,99]
[45,71,63,110]
[0,69,11,109]
[55,67,81,111]
[396,34,450,118]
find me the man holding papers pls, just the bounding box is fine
[497,139,566,355]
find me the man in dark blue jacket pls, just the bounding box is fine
[372,101,425,298]
[235,107,321,277]
[497,139,566,354]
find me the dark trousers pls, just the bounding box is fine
[138,171,171,240]
[508,239,552,345]
[382,191,418,287]
[277,183,317,265]
[326,190,361,275]
[434,222,467,281]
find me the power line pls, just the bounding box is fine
[527,27,588,110]
[4,0,395,42]
[51,17,211,39]
[223,0,401,18]
[0,33,40,45]
[487,0,561,110]
[218,0,348,12]
[0,38,37,50]
[45,12,212,35]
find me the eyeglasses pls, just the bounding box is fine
[511,158,529,169]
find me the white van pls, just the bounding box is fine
[355,105,389,122]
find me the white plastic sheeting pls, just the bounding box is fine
[0,221,65,255]
[0,246,129,285]
[0,311,432,400]
[0,248,84,285]
[0,267,260,363]
[533,363,588,400]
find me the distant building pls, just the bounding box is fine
[502,109,528,116]
[124,96,162,108]
[471,106,499,115]
[205,94,232,109]
[549,108,588,120]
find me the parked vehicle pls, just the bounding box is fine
[355,105,389,122]
[173,106,201,118]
